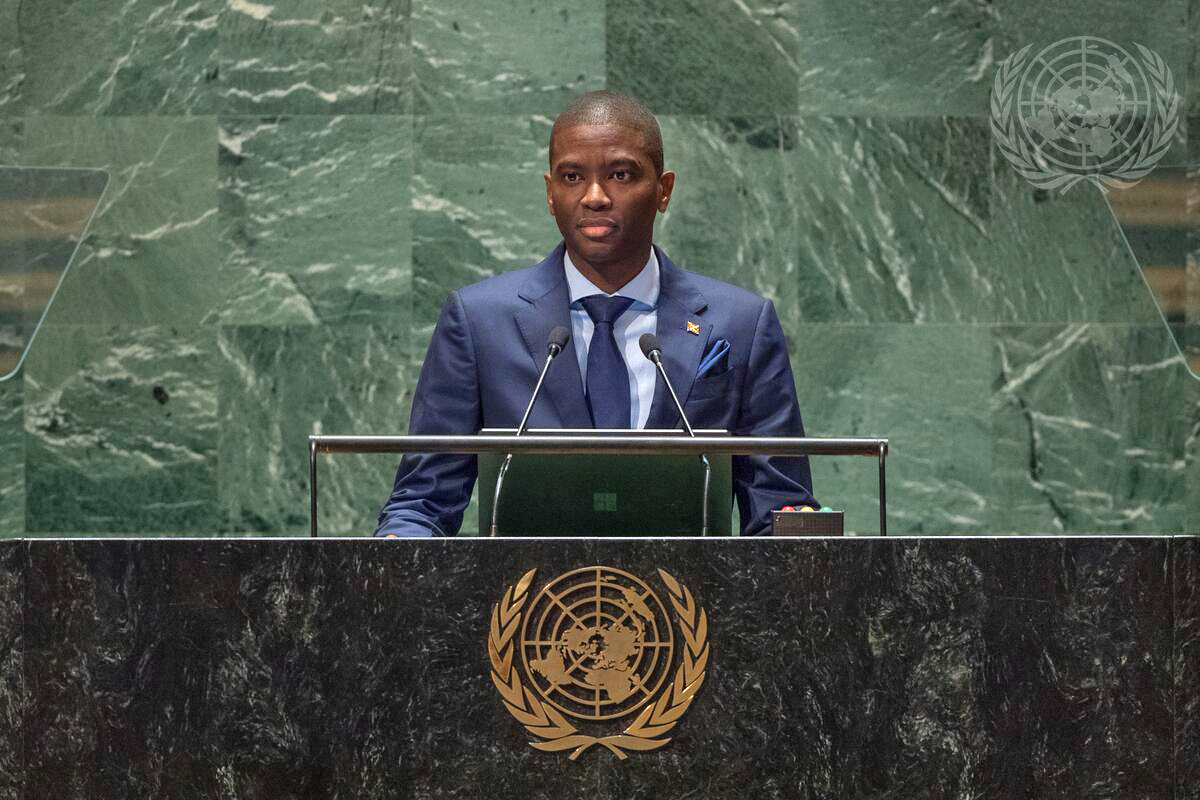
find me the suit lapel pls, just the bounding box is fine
[646,248,710,430]
[514,245,592,428]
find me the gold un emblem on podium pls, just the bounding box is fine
[488,566,709,760]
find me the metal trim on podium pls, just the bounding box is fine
[308,433,889,538]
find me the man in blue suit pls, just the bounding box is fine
[376,91,816,537]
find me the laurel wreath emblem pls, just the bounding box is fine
[488,568,708,760]
[990,39,1179,193]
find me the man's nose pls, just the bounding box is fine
[582,180,611,209]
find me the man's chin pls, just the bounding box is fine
[567,238,623,265]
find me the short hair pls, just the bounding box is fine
[550,90,664,176]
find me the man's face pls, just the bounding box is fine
[544,123,674,277]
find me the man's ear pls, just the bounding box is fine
[657,171,676,213]
[544,173,555,216]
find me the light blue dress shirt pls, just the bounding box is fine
[562,248,659,429]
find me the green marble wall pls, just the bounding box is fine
[0,0,1196,536]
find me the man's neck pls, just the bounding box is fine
[565,246,652,294]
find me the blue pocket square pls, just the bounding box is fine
[697,338,730,377]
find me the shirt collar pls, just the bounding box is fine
[563,246,660,309]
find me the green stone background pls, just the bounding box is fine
[0,0,1196,536]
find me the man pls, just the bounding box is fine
[376,91,816,537]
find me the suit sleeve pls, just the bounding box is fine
[731,299,818,535]
[374,291,482,537]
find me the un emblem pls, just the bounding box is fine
[488,567,709,760]
[990,36,1178,192]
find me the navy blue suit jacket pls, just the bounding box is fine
[376,244,816,536]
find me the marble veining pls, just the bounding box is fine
[992,324,1195,534]
[215,115,412,326]
[607,0,802,115]
[216,324,415,535]
[218,0,411,115]
[0,0,1195,537]
[786,116,995,324]
[0,116,220,328]
[4,0,219,114]
[0,543,24,800]
[1176,536,1199,797]
[23,325,218,534]
[412,0,604,114]
[411,115,556,327]
[791,323,992,535]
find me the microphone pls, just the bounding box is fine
[517,326,570,435]
[638,333,710,535]
[491,326,571,536]
[548,325,570,353]
[639,334,694,436]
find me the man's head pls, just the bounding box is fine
[545,91,675,293]
[551,91,665,176]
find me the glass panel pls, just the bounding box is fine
[1106,166,1200,377]
[0,167,108,380]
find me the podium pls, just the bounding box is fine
[1,536,1194,798]
[308,432,891,536]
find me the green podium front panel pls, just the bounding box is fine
[0,537,1195,799]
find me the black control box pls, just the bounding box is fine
[771,509,845,536]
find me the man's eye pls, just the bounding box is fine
[612,170,629,180]
[563,172,580,183]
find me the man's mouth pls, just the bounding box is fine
[578,220,617,239]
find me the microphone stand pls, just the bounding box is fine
[645,346,710,537]
[490,339,564,537]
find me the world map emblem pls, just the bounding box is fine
[990,36,1178,192]
[487,566,709,760]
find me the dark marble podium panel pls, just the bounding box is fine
[0,537,1195,800]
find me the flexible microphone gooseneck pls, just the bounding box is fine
[639,334,711,536]
[490,326,571,537]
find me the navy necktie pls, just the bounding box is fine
[579,294,635,428]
